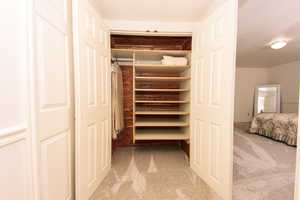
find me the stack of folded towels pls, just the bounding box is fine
[161,56,188,66]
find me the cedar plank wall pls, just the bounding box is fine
[111,35,192,155]
[111,35,192,50]
[112,66,134,146]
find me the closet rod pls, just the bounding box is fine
[111,57,134,62]
[111,57,134,67]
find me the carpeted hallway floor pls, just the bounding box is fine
[91,126,297,200]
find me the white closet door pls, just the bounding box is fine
[190,0,237,199]
[32,0,74,199]
[73,0,112,199]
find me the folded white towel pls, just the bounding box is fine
[161,56,188,66]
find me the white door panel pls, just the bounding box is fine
[73,0,111,199]
[40,131,71,199]
[0,1,35,199]
[32,0,74,199]
[191,0,237,199]
[0,130,29,200]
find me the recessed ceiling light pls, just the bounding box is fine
[270,41,287,49]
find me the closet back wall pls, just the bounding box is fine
[111,35,192,147]
[113,66,134,146]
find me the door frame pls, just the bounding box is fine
[294,84,300,200]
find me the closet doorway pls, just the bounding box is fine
[102,34,205,199]
[73,1,238,199]
[110,34,192,150]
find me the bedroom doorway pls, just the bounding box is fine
[233,64,299,200]
[233,0,300,199]
[233,82,298,200]
[233,36,300,200]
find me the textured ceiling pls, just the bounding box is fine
[237,0,300,67]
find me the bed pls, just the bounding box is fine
[249,113,298,146]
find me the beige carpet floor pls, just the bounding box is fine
[91,146,221,200]
[91,126,297,200]
[233,125,296,200]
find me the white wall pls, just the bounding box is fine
[0,1,33,199]
[235,61,300,122]
[270,60,300,113]
[234,68,270,122]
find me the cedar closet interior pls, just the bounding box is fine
[111,35,192,151]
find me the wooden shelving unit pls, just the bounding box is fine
[135,88,189,92]
[130,50,191,142]
[135,128,189,140]
[135,120,188,127]
[135,100,189,104]
[112,49,191,62]
[135,76,190,82]
[135,111,189,115]
[112,48,191,55]
[135,64,190,73]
